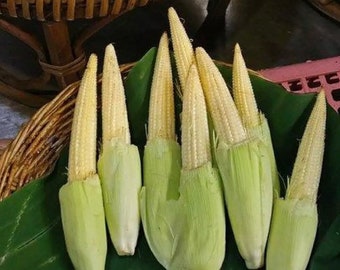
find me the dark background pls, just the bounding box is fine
[1,0,340,75]
[0,0,339,139]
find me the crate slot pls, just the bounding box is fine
[325,73,340,84]
[306,76,322,89]
[331,88,340,101]
[288,79,303,91]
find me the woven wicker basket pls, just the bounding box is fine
[0,63,135,201]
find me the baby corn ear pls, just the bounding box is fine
[233,43,280,197]
[59,54,107,270]
[168,64,226,270]
[266,91,326,270]
[168,7,194,93]
[140,32,181,269]
[97,44,141,256]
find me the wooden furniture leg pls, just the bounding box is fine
[0,18,51,90]
[0,16,115,107]
[307,0,340,22]
[42,21,82,88]
[0,18,51,107]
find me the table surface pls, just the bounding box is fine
[0,0,339,139]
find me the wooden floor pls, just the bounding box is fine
[0,0,339,139]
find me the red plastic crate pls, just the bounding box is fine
[258,56,340,113]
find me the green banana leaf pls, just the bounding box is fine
[125,48,157,146]
[0,48,339,270]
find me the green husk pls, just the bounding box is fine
[216,138,273,269]
[59,174,107,270]
[97,139,141,255]
[140,138,181,268]
[266,198,318,270]
[248,113,281,198]
[140,140,226,270]
[168,163,225,270]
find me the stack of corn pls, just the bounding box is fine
[170,6,276,268]
[58,6,326,270]
[140,31,226,269]
[168,7,325,269]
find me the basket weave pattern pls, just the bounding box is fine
[0,63,134,201]
[0,0,151,21]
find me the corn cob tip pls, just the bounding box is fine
[168,6,176,16]
[232,43,260,129]
[234,43,241,54]
[87,53,98,69]
[168,7,181,21]
[161,31,168,40]
[168,6,194,93]
[286,90,326,203]
[105,43,115,56]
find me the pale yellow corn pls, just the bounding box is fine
[286,91,326,203]
[98,44,141,256]
[59,54,107,270]
[232,43,260,129]
[168,7,194,92]
[68,54,98,182]
[148,32,176,141]
[101,44,130,144]
[266,91,326,270]
[181,63,211,169]
[195,47,247,145]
